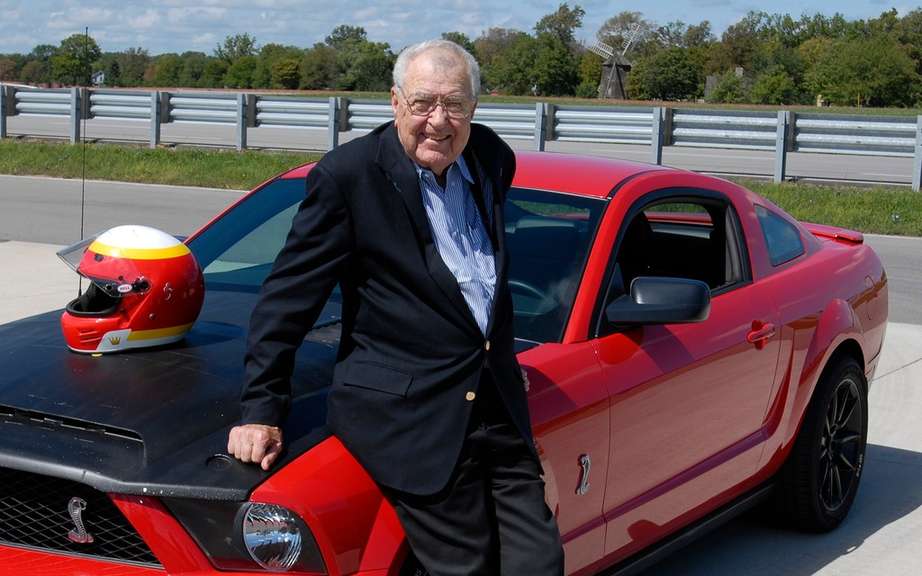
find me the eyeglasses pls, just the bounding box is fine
[397,86,475,119]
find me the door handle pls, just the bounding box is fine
[747,322,776,348]
[576,454,591,495]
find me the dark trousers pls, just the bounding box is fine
[384,370,565,576]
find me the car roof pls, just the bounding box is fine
[279,151,669,198]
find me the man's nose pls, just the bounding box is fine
[428,103,451,126]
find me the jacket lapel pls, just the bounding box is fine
[374,123,481,336]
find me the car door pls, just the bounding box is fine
[591,189,781,557]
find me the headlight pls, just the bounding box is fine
[243,503,303,570]
[163,498,326,574]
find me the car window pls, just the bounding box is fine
[189,178,306,292]
[754,204,805,266]
[506,188,606,343]
[188,178,606,344]
[596,192,748,336]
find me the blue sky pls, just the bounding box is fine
[0,0,917,55]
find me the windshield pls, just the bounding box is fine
[188,177,605,343]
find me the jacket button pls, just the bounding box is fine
[465,391,476,401]
[484,340,491,351]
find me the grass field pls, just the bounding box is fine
[1,139,920,236]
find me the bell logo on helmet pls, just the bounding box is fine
[57,225,205,354]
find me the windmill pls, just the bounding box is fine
[590,23,641,99]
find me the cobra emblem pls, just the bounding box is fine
[67,497,94,544]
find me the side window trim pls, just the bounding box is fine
[754,204,806,267]
[590,187,752,339]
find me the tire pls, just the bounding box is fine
[774,356,868,532]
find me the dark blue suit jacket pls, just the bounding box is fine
[241,121,534,495]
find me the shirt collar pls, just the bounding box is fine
[414,155,475,185]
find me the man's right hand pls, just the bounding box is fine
[227,424,284,471]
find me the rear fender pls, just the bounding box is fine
[784,298,861,446]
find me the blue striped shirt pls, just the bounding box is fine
[415,156,495,335]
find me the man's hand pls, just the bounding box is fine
[228,424,284,471]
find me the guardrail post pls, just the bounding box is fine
[534,102,547,152]
[246,94,258,128]
[160,92,172,123]
[327,97,340,150]
[235,93,247,151]
[80,87,91,119]
[774,110,791,183]
[0,85,7,139]
[913,115,922,192]
[149,91,161,148]
[650,107,665,165]
[545,103,556,141]
[69,87,81,144]
[662,107,674,146]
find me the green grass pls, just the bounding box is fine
[741,180,922,236]
[0,139,919,235]
[0,140,320,190]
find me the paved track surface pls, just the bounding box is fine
[0,240,920,576]
[5,115,916,185]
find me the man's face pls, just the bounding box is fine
[391,51,476,176]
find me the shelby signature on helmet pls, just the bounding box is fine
[58,225,204,354]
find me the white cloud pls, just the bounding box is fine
[128,9,159,30]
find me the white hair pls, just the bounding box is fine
[392,39,480,98]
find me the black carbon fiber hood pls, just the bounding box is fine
[0,290,339,501]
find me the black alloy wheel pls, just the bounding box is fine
[775,355,868,532]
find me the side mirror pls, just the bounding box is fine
[605,276,710,325]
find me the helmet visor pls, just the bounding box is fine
[57,235,151,298]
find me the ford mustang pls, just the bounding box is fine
[0,152,888,575]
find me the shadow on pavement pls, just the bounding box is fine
[641,443,922,575]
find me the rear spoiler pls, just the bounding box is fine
[803,222,864,244]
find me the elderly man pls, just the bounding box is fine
[228,40,564,575]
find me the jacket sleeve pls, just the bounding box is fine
[240,163,353,426]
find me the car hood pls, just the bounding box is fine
[0,290,340,501]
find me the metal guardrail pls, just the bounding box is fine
[1,84,921,191]
[671,109,778,150]
[795,113,917,157]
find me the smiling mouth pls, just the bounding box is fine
[423,134,450,142]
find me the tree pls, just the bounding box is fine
[750,67,797,104]
[576,51,602,97]
[441,32,477,57]
[51,33,101,85]
[805,37,919,107]
[531,33,578,95]
[480,33,536,94]
[215,33,257,64]
[116,47,150,87]
[201,58,228,88]
[178,52,208,87]
[325,25,367,50]
[627,47,700,100]
[224,55,260,88]
[337,42,394,91]
[300,43,338,89]
[271,58,300,89]
[150,53,182,87]
[0,58,16,81]
[597,11,657,58]
[706,71,748,103]
[534,3,585,45]
[19,60,48,85]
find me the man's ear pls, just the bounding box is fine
[390,86,400,115]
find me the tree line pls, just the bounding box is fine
[1,5,920,108]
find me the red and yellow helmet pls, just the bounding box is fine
[58,225,205,353]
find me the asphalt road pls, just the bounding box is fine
[1,174,919,324]
[0,240,920,576]
[5,115,916,185]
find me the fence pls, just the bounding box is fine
[1,84,921,191]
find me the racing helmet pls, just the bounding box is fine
[58,225,205,353]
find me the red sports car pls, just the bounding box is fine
[0,153,888,575]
